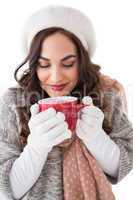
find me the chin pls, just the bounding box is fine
[48,92,69,97]
[47,89,72,97]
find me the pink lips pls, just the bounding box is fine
[51,84,67,91]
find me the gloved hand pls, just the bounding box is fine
[27,103,72,153]
[76,96,120,178]
[76,96,105,143]
[9,103,72,199]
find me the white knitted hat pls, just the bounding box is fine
[21,5,96,58]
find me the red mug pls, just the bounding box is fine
[38,96,89,132]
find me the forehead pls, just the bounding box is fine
[40,32,77,59]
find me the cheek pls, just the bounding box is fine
[36,69,48,82]
[69,67,78,81]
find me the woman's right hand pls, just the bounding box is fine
[27,103,72,153]
[10,103,72,199]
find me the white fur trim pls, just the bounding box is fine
[21,5,96,58]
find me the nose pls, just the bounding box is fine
[50,67,64,83]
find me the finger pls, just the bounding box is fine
[76,121,85,140]
[38,119,68,136]
[82,96,93,105]
[56,111,65,121]
[30,103,39,117]
[77,119,92,135]
[42,123,70,141]
[81,106,104,119]
[80,106,98,118]
[76,118,80,128]
[51,129,72,146]
[81,113,99,124]
[30,107,57,126]
[81,105,96,114]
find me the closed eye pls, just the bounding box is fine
[63,63,75,67]
[38,62,75,69]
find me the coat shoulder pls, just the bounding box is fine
[99,72,128,115]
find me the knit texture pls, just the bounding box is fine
[0,84,133,199]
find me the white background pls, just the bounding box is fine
[0,0,133,199]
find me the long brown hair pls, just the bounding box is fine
[12,27,117,149]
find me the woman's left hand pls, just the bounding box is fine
[76,96,105,142]
[76,96,120,178]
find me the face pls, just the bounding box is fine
[36,32,79,97]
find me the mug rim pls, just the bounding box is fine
[38,96,78,104]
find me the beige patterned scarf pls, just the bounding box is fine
[58,73,127,200]
[62,137,115,200]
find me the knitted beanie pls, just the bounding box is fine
[21,5,96,58]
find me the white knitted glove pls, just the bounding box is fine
[10,103,72,199]
[76,96,120,177]
[76,96,104,141]
[27,103,72,153]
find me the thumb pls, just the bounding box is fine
[30,103,39,117]
[82,96,93,106]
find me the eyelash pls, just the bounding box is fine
[38,63,74,69]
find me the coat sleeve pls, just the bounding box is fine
[104,85,133,184]
[0,88,22,199]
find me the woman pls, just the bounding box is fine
[0,5,133,200]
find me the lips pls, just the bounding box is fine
[51,83,67,91]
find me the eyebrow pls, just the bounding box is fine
[39,54,76,61]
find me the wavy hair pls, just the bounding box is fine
[12,27,116,148]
